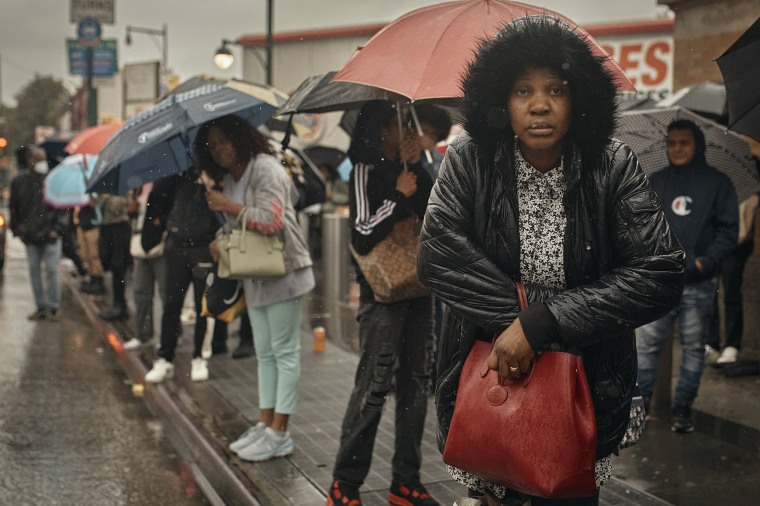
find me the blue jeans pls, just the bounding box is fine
[133,256,167,341]
[26,239,62,312]
[637,278,717,408]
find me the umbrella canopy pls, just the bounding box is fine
[64,123,123,155]
[87,80,279,194]
[165,75,317,139]
[302,146,347,172]
[717,16,760,141]
[43,154,97,208]
[277,71,408,115]
[655,81,727,124]
[616,107,760,202]
[333,0,635,101]
[40,132,76,165]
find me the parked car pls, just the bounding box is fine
[0,211,6,270]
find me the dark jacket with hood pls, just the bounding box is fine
[648,122,738,284]
[9,171,69,245]
[416,16,685,460]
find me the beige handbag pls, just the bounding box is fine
[349,216,429,303]
[217,208,286,280]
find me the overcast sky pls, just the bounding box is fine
[0,0,663,106]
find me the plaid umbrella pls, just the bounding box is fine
[616,107,760,202]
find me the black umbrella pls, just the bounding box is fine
[656,81,727,124]
[277,71,407,115]
[616,107,760,202]
[717,16,760,140]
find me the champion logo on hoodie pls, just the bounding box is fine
[671,196,693,216]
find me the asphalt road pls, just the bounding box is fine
[0,236,211,505]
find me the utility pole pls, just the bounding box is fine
[86,46,97,127]
[266,0,273,85]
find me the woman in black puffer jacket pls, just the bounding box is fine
[416,15,684,506]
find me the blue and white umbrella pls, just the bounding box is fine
[87,80,281,194]
[43,154,98,208]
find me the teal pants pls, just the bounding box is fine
[247,297,303,414]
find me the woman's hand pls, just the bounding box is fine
[400,138,422,165]
[209,240,220,262]
[198,170,216,191]
[205,188,231,212]
[395,168,418,197]
[487,317,535,380]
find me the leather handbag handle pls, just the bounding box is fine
[485,280,535,386]
[515,281,528,311]
[237,207,249,253]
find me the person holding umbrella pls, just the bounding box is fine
[416,15,683,505]
[327,100,438,506]
[195,114,314,462]
[637,118,738,433]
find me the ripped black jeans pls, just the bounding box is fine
[333,297,434,488]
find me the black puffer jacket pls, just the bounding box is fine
[416,16,685,460]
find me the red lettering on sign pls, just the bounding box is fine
[618,44,643,86]
[641,41,670,86]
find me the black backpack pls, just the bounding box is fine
[165,175,220,245]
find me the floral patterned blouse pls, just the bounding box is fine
[446,141,612,499]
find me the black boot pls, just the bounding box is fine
[82,276,106,296]
[100,303,129,321]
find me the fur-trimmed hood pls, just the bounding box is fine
[460,15,619,166]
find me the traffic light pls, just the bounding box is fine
[0,137,7,157]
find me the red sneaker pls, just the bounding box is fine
[326,480,362,506]
[389,481,439,506]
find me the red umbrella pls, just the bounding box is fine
[64,122,123,155]
[333,0,635,100]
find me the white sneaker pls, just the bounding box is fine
[123,338,148,351]
[191,357,209,382]
[237,427,294,462]
[716,346,738,364]
[145,358,174,383]
[705,345,720,365]
[229,422,267,453]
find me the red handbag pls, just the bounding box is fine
[442,282,597,499]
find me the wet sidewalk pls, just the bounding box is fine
[62,269,760,506]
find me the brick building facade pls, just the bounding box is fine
[661,0,760,89]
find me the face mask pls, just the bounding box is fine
[33,160,49,175]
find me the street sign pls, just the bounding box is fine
[77,17,102,47]
[67,39,118,77]
[70,0,115,24]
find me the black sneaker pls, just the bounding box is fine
[671,404,695,433]
[326,480,362,506]
[232,342,255,359]
[389,481,439,506]
[27,309,47,321]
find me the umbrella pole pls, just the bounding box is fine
[281,114,295,151]
[409,104,433,164]
[396,103,407,170]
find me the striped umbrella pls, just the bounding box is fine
[615,106,759,202]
